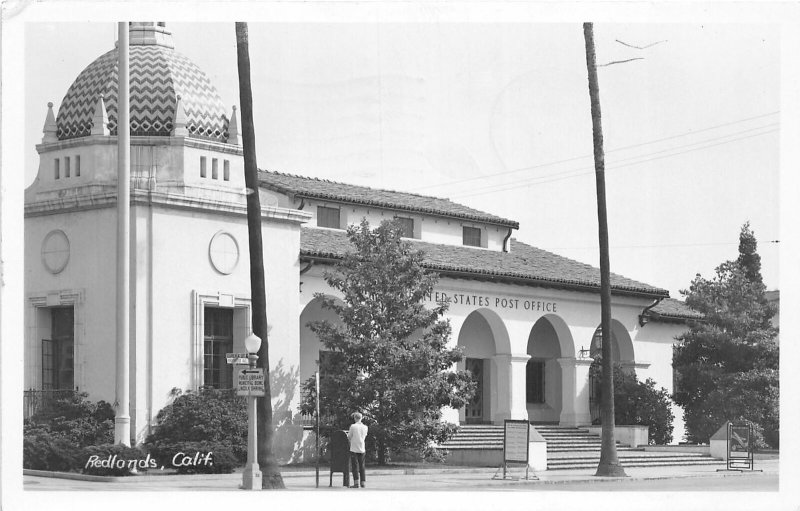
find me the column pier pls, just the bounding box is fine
[491,353,531,424]
[557,357,593,426]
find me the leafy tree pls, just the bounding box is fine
[300,219,476,465]
[673,223,778,446]
[737,221,763,286]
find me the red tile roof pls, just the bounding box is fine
[300,227,670,299]
[258,170,519,229]
[647,298,703,321]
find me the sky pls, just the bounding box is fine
[23,19,780,299]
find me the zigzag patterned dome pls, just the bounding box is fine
[56,23,229,142]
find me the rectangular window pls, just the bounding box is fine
[223,160,230,181]
[526,359,545,403]
[65,157,71,178]
[42,307,74,390]
[200,156,207,178]
[54,159,60,179]
[317,206,341,229]
[394,217,414,238]
[212,158,219,179]
[203,307,233,389]
[75,155,81,177]
[463,226,482,247]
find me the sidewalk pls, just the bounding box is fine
[23,457,779,491]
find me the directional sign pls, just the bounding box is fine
[236,367,266,397]
[226,353,250,365]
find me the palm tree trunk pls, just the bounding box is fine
[235,21,285,489]
[583,21,627,478]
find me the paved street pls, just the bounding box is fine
[22,458,779,492]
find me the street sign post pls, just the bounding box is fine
[226,352,250,365]
[236,367,266,397]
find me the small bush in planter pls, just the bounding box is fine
[147,441,239,474]
[590,359,674,445]
[81,444,152,476]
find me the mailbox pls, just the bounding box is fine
[329,430,350,487]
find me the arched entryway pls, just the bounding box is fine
[456,308,510,424]
[526,317,560,423]
[298,296,344,391]
[588,319,635,423]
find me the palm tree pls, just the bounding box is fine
[582,22,627,477]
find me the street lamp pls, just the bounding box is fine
[242,333,261,490]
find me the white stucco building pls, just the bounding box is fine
[24,23,699,459]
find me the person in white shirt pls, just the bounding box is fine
[347,412,368,488]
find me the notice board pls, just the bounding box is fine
[727,422,754,470]
[503,419,530,463]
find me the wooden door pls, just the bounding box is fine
[465,358,484,423]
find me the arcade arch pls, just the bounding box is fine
[588,319,636,422]
[456,308,509,424]
[525,314,575,423]
[298,295,344,388]
[589,319,635,366]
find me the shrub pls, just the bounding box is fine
[145,388,247,465]
[422,445,448,464]
[23,392,115,472]
[81,444,151,476]
[614,373,674,445]
[147,441,239,474]
[591,361,674,445]
[26,392,114,446]
[23,424,82,472]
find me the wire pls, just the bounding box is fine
[411,111,779,193]
[541,240,780,251]
[448,126,778,199]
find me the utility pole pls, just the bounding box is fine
[235,21,285,489]
[114,21,131,447]
[583,22,627,478]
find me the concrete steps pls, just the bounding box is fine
[548,452,722,470]
[438,424,724,470]
[439,425,503,450]
[535,425,617,453]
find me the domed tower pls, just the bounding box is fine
[27,22,243,203]
[24,23,308,446]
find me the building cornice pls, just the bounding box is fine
[36,135,243,156]
[25,189,310,224]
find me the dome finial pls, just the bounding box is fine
[91,94,110,136]
[171,94,188,137]
[42,102,57,143]
[129,22,174,49]
[227,105,240,145]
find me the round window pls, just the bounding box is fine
[42,230,70,274]
[209,231,239,275]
